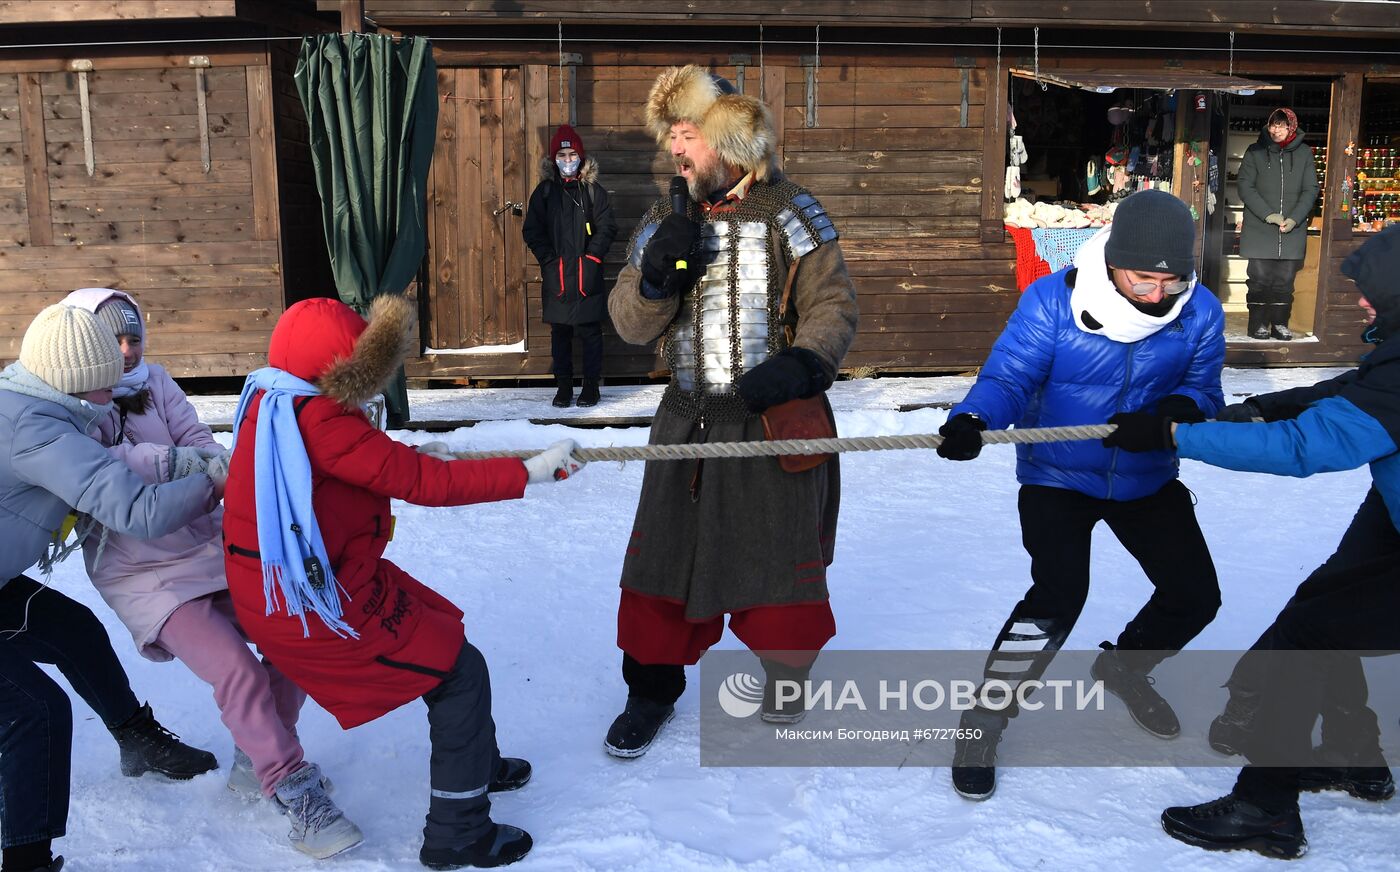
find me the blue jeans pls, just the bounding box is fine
[0,577,140,848]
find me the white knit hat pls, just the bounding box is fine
[19,304,124,394]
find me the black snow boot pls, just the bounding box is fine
[109,702,217,780]
[1209,688,1263,756]
[1269,303,1294,341]
[551,376,573,408]
[1161,793,1307,859]
[1298,754,1395,802]
[2,842,62,872]
[420,824,533,870]
[576,380,600,407]
[760,659,812,724]
[1247,304,1271,340]
[489,757,532,793]
[951,708,1006,801]
[604,698,675,759]
[1091,643,1179,739]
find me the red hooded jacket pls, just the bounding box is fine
[222,296,527,728]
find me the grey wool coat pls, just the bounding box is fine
[1237,130,1319,261]
[607,178,859,620]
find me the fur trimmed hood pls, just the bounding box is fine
[268,295,416,410]
[645,64,777,181]
[539,155,600,186]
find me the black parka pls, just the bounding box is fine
[521,157,618,325]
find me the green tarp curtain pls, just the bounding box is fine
[294,32,438,424]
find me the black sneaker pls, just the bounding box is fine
[420,824,533,870]
[576,381,600,407]
[1298,765,1395,802]
[489,757,532,793]
[1091,644,1179,739]
[951,709,1005,801]
[110,702,217,780]
[1209,689,1262,756]
[1161,793,1307,859]
[604,697,675,759]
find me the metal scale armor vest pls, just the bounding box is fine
[628,179,838,422]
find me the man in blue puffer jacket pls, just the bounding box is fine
[938,190,1226,801]
[1108,225,1400,860]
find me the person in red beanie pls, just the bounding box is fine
[522,124,618,408]
[222,294,584,868]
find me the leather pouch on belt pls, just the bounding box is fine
[761,392,836,473]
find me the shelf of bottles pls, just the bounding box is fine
[1355,144,1400,227]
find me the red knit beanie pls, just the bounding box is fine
[549,124,585,164]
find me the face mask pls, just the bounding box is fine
[556,157,580,177]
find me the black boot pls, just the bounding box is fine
[551,376,573,408]
[1091,643,1179,739]
[1161,793,1307,859]
[576,380,600,408]
[2,842,62,872]
[1269,302,1294,341]
[1297,764,1395,801]
[760,659,812,724]
[109,702,217,780]
[951,708,1006,801]
[604,698,675,759]
[489,757,532,793]
[1247,304,1271,340]
[1209,688,1263,756]
[419,823,533,870]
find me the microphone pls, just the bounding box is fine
[669,175,691,273]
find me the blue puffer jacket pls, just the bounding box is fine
[952,258,1226,501]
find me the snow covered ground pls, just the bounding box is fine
[35,370,1400,871]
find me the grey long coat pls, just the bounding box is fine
[1237,130,1319,261]
[0,367,214,587]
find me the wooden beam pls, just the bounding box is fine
[979,53,1006,243]
[763,64,785,168]
[17,72,52,247]
[340,0,364,32]
[1314,70,1364,341]
[0,1,237,24]
[245,61,278,242]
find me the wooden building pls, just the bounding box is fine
[3,2,1400,383]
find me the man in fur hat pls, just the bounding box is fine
[603,65,859,758]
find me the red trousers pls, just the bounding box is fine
[617,589,836,668]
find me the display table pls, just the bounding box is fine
[1005,224,1102,291]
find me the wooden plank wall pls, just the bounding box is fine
[0,53,284,377]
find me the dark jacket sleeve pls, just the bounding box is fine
[521,181,555,266]
[1236,146,1273,222]
[1249,370,1360,421]
[1289,146,1321,226]
[587,183,618,262]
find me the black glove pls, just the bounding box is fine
[1103,412,1175,453]
[640,213,701,297]
[1214,400,1264,423]
[736,347,832,414]
[1155,394,1207,424]
[936,413,987,461]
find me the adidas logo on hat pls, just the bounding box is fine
[1155,260,1169,269]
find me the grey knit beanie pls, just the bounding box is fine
[1104,190,1196,277]
[19,304,124,394]
[94,297,143,339]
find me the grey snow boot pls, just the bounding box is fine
[228,746,335,801]
[273,763,363,859]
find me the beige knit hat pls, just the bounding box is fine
[19,304,124,394]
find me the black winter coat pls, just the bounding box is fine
[521,157,618,325]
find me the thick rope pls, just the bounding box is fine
[445,423,1117,462]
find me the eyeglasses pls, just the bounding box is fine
[1128,278,1192,296]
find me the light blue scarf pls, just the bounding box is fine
[232,367,358,639]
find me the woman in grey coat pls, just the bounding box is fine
[0,304,223,872]
[1237,107,1319,340]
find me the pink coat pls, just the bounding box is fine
[84,363,228,661]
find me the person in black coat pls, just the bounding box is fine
[522,125,618,408]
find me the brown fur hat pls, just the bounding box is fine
[317,294,417,409]
[645,64,777,180]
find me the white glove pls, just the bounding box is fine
[416,441,458,461]
[1265,212,1285,225]
[1279,217,1298,234]
[204,453,230,488]
[166,446,209,481]
[523,439,585,484]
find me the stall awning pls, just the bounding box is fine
[1011,68,1280,94]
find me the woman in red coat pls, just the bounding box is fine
[222,294,583,869]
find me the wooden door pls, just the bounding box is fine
[426,66,527,350]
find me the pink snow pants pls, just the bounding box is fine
[156,592,306,796]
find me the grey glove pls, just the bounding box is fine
[1265,213,1285,225]
[1279,217,1298,234]
[204,453,230,487]
[416,441,458,461]
[523,439,586,484]
[166,446,210,481]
